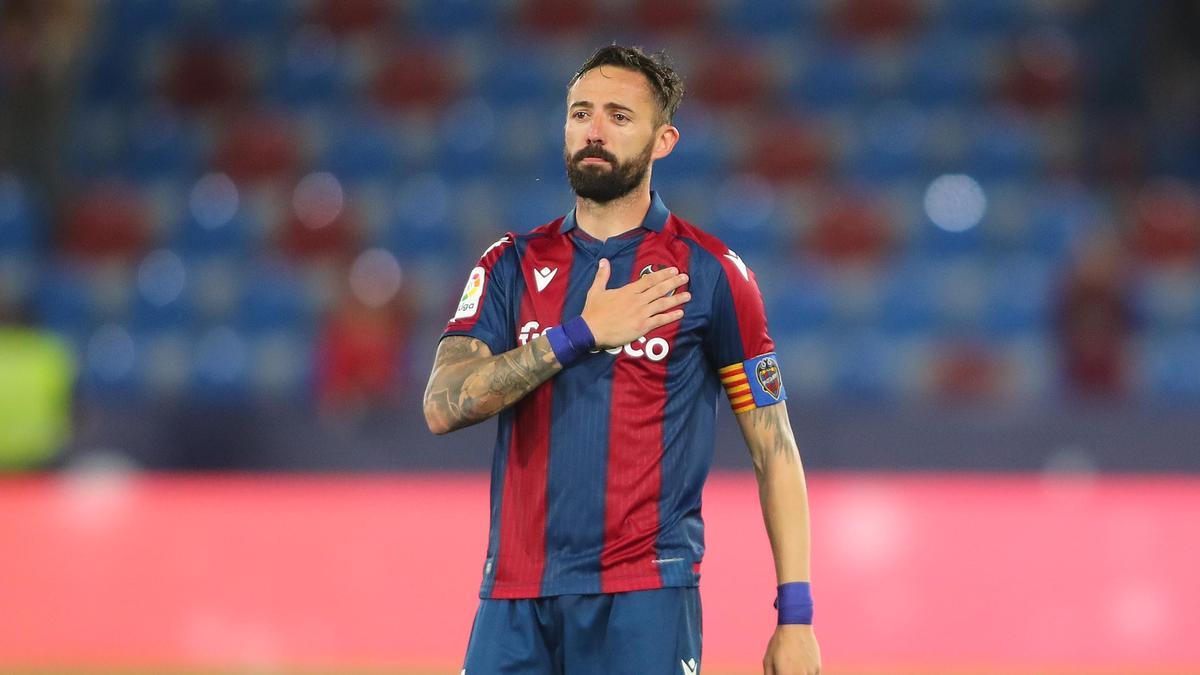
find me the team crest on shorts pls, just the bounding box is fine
[640,263,675,296]
[756,356,782,400]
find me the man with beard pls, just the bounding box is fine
[424,45,820,675]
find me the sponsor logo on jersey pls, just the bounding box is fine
[454,266,485,320]
[724,249,749,281]
[639,263,675,296]
[756,356,782,400]
[533,266,558,292]
[518,321,670,362]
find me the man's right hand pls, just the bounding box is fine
[580,258,691,350]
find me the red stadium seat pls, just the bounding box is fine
[60,181,148,262]
[743,118,832,182]
[631,0,710,34]
[1132,179,1200,264]
[371,47,456,111]
[164,40,244,111]
[310,0,395,36]
[833,0,921,41]
[213,112,300,183]
[519,0,601,35]
[690,46,771,109]
[807,191,892,263]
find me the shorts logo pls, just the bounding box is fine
[639,263,675,296]
[756,356,782,400]
[681,657,698,675]
[454,266,485,320]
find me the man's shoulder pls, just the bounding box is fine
[664,214,739,270]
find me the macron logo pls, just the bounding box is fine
[724,250,749,281]
[681,657,698,675]
[534,266,558,292]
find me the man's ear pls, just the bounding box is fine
[652,124,680,161]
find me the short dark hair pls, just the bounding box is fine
[568,44,685,126]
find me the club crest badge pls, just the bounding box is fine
[640,263,675,296]
[756,356,782,400]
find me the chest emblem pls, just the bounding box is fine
[639,263,676,296]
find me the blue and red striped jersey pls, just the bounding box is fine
[442,192,787,599]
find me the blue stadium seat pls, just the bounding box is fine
[767,266,834,335]
[791,44,869,109]
[904,33,984,104]
[190,326,252,403]
[1144,334,1200,400]
[846,105,927,182]
[877,261,938,337]
[718,0,817,34]
[80,323,144,401]
[124,109,200,180]
[831,330,901,401]
[236,264,314,335]
[477,47,559,106]
[1024,185,1095,261]
[982,256,1053,337]
[935,0,1025,35]
[214,0,296,37]
[319,114,401,182]
[267,29,349,108]
[408,0,500,33]
[0,176,39,251]
[966,113,1040,180]
[33,268,93,340]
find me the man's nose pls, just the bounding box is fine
[585,116,605,143]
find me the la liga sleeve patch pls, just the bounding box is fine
[453,266,486,320]
[718,352,786,414]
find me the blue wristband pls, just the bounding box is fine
[545,316,595,367]
[774,581,814,625]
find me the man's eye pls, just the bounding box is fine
[613,113,628,122]
[572,111,588,120]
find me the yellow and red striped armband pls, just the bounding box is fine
[718,352,787,414]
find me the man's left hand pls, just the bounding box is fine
[763,624,821,675]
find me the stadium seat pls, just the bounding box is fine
[1143,333,1200,400]
[371,46,457,111]
[407,0,500,33]
[236,263,314,335]
[319,114,402,182]
[0,175,39,252]
[982,256,1054,338]
[124,108,200,180]
[310,0,396,36]
[790,43,870,109]
[213,112,301,183]
[267,27,349,108]
[717,0,815,35]
[60,183,149,263]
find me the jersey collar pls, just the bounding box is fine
[560,191,670,235]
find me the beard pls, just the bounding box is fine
[565,139,654,204]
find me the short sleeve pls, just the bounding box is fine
[703,248,786,413]
[442,234,516,355]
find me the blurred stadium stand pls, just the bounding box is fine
[0,0,1197,471]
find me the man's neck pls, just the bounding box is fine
[574,187,652,242]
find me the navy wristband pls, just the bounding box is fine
[774,581,814,625]
[545,316,595,367]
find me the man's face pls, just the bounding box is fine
[564,66,662,203]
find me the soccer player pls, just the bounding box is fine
[424,45,821,675]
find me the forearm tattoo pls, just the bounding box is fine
[423,335,562,433]
[740,404,799,472]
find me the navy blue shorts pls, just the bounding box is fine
[461,587,702,674]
